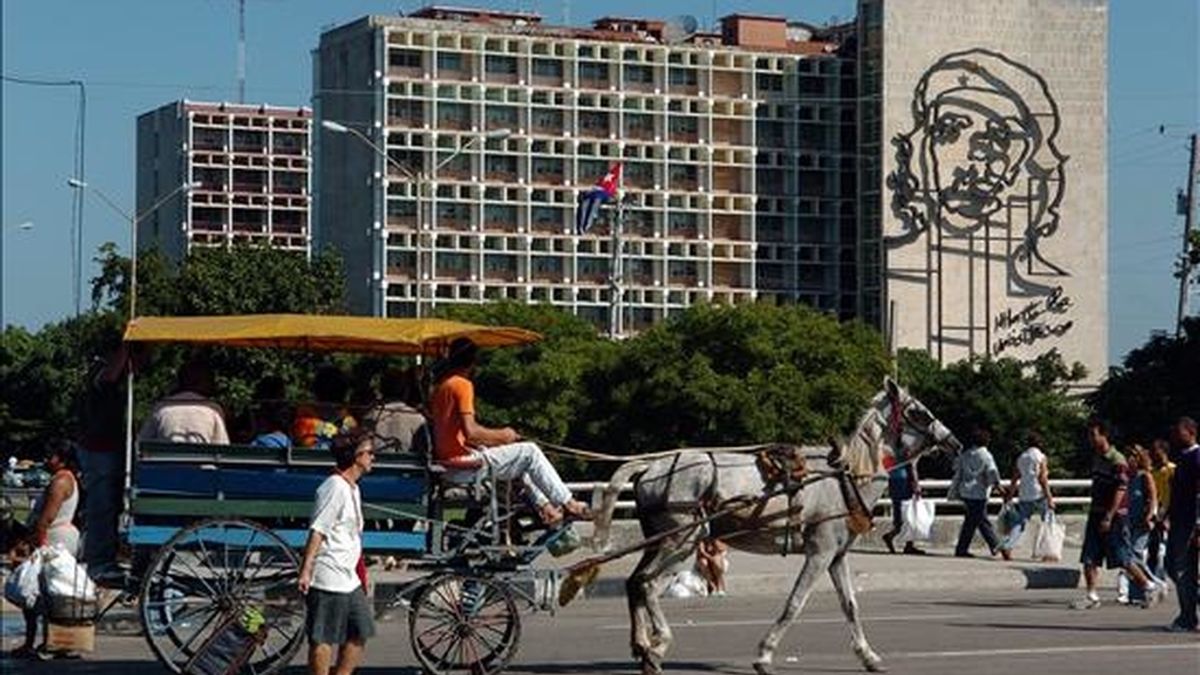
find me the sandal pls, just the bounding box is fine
[563,500,593,521]
[538,503,564,527]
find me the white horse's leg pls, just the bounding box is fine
[626,546,657,663]
[640,540,699,672]
[753,534,835,675]
[830,549,885,672]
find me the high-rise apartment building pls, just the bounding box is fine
[314,8,859,329]
[136,101,312,259]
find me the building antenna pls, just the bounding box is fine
[237,0,246,103]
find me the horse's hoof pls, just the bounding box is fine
[640,657,663,675]
[753,662,775,675]
[864,661,887,673]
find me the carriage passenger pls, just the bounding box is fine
[293,365,357,449]
[428,337,590,526]
[362,367,427,454]
[138,359,229,444]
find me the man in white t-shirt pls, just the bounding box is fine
[299,428,376,675]
[138,359,229,444]
[998,431,1056,560]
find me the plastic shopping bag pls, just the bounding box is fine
[897,497,935,542]
[998,502,1021,536]
[4,548,45,610]
[1033,511,1065,562]
[41,544,97,603]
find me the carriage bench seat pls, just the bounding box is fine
[428,454,488,505]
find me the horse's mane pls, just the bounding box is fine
[841,392,885,480]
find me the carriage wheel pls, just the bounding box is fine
[139,518,305,675]
[408,574,521,675]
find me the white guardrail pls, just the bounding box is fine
[567,479,1095,516]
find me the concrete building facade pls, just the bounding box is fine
[314,8,860,329]
[136,101,312,259]
[862,0,1108,377]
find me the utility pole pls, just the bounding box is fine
[237,0,246,103]
[1176,133,1198,337]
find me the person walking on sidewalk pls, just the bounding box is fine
[1147,438,1174,583]
[298,429,377,675]
[998,432,1055,561]
[951,426,1002,558]
[1164,417,1200,632]
[882,447,926,555]
[1122,444,1164,605]
[1073,419,1165,610]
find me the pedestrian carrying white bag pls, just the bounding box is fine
[4,547,45,610]
[897,497,936,542]
[1033,511,1065,562]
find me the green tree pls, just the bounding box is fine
[1087,317,1200,443]
[897,349,1088,477]
[581,303,892,458]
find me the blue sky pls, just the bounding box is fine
[2,0,1197,366]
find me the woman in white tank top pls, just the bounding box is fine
[28,442,82,556]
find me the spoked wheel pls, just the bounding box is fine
[139,518,305,675]
[409,574,521,675]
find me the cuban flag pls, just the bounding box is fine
[575,163,621,235]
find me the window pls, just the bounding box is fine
[624,113,652,134]
[485,154,517,176]
[669,260,698,279]
[485,55,517,74]
[485,105,518,128]
[531,206,562,227]
[579,62,608,81]
[756,73,783,92]
[387,99,422,123]
[669,68,697,86]
[532,256,564,275]
[531,109,563,131]
[437,52,464,71]
[669,164,697,185]
[669,211,697,233]
[532,157,563,180]
[389,50,421,68]
[437,103,470,128]
[579,111,608,133]
[532,58,562,78]
[579,258,609,277]
[668,116,698,136]
[624,65,654,84]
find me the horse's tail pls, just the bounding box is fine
[589,458,651,552]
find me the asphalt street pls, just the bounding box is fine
[3,588,1196,675]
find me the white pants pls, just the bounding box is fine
[477,442,572,507]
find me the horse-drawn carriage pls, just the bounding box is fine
[111,313,961,675]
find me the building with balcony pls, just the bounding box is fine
[314,8,858,330]
[136,100,312,260]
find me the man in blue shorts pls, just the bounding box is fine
[1074,419,1166,609]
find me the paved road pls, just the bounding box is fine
[4,589,1196,674]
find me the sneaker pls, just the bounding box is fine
[1071,595,1102,610]
[1115,594,1130,605]
[1137,583,1166,609]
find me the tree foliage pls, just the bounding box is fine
[1087,317,1200,444]
[897,349,1088,478]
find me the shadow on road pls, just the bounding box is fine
[944,621,1171,634]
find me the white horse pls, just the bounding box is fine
[590,377,961,675]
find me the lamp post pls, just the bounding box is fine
[320,120,511,317]
[67,178,199,500]
[68,179,199,319]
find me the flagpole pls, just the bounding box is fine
[609,169,624,339]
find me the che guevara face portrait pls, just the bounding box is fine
[886,48,1068,292]
[927,90,1033,229]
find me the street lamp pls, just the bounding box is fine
[321,120,511,317]
[68,179,199,318]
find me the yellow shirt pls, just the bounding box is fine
[1152,462,1175,514]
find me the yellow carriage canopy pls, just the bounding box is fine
[123,314,541,355]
